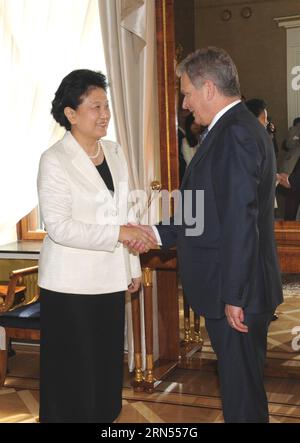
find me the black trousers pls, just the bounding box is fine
[39,288,125,423]
[205,311,273,423]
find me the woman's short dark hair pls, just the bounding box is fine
[51,69,108,130]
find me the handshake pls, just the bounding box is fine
[118,224,159,254]
[276,173,291,189]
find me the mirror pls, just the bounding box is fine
[173,0,300,223]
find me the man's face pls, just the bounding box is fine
[181,72,211,126]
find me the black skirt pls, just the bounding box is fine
[39,288,125,423]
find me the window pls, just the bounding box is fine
[1,0,115,241]
[18,207,46,241]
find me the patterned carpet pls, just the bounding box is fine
[265,275,300,379]
[197,275,300,376]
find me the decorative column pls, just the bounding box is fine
[142,267,156,392]
[130,290,144,391]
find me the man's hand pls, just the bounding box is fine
[119,225,158,253]
[225,304,248,333]
[123,224,159,254]
[128,277,142,293]
[277,173,291,189]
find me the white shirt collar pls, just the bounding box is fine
[208,99,241,132]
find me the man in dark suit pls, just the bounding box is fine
[277,118,300,218]
[129,47,283,423]
[278,156,300,191]
[277,157,300,220]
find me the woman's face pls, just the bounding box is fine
[67,87,111,140]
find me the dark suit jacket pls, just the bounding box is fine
[157,102,283,319]
[288,157,300,189]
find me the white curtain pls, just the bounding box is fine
[98,0,161,371]
[0,0,114,244]
[98,0,160,193]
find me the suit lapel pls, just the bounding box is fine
[62,132,116,203]
[181,128,218,189]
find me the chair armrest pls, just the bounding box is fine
[9,265,39,278]
[0,266,39,313]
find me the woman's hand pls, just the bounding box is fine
[127,277,142,293]
[119,225,157,253]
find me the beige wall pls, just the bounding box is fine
[194,0,300,160]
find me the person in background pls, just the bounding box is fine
[245,98,268,127]
[245,98,279,158]
[37,69,155,423]
[178,125,187,184]
[284,117,300,151]
[278,117,300,220]
[281,117,300,174]
[266,119,279,159]
[177,108,190,184]
[278,155,300,191]
[181,112,202,166]
[277,158,300,225]
[245,98,280,321]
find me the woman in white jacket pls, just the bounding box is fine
[37,69,155,423]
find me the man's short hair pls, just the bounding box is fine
[245,99,267,118]
[176,46,241,97]
[293,117,300,126]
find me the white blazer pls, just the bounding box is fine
[37,131,141,295]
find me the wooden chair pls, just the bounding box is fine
[0,266,40,386]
